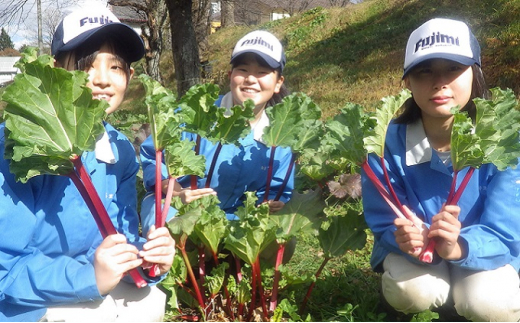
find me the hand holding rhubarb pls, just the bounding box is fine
[140,225,176,276]
[94,234,143,296]
[393,205,430,258]
[427,204,463,260]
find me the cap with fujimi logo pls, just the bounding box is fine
[51,6,145,63]
[230,30,286,72]
[403,18,481,77]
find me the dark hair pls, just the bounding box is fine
[231,53,289,106]
[395,64,489,124]
[55,37,132,82]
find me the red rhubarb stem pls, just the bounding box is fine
[70,156,147,288]
[274,153,296,202]
[421,167,475,263]
[155,150,163,228]
[362,161,407,219]
[149,150,166,278]
[191,135,201,190]
[380,156,407,216]
[447,171,458,203]
[255,259,269,321]
[269,243,286,312]
[263,146,277,203]
[160,177,176,226]
[247,260,257,321]
[179,239,206,317]
[448,167,475,205]
[205,142,222,188]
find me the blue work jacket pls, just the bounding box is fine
[362,120,520,272]
[0,123,159,322]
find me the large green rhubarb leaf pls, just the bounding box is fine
[270,189,325,243]
[2,49,106,182]
[205,101,255,145]
[192,197,228,256]
[179,83,221,138]
[324,102,375,167]
[164,140,206,178]
[364,89,411,157]
[319,207,367,258]
[140,75,206,177]
[223,192,276,264]
[140,74,187,150]
[263,93,321,149]
[451,88,520,171]
[180,84,254,146]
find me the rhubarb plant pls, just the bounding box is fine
[421,87,520,255]
[150,88,369,321]
[1,48,147,287]
[263,92,323,201]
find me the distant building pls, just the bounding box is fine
[0,56,20,86]
[109,4,147,36]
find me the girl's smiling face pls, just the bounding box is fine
[228,53,284,113]
[85,43,133,115]
[404,58,473,121]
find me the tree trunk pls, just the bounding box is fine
[108,0,168,83]
[221,0,235,28]
[166,0,201,97]
[192,0,211,56]
[142,0,168,83]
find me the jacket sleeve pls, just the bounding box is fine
[452,164,520,271]
[0,169,102,309]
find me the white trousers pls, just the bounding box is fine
[41,281,167,322]
[382,253,520,321]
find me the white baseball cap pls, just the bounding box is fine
[403,18,481,77]
[231,30,286,72]
[51,6,145,63]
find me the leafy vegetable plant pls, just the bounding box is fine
[138,83,366,321]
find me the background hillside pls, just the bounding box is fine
[160,0,519,120]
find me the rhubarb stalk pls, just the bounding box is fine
[70,156,147,288]
[273,153,296,202]
[421,167,475,262]
[269,243,286,312]
[205,143,222,188]
[263,147,277,203]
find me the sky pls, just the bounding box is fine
[2,0,107,50]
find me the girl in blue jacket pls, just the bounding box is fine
[140,30,295,234]
[362,18,520,321]
[0,6,175,322]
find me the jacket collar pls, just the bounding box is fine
[406,119,432,166]
[94,130,116,164]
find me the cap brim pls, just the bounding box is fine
[402,53,478,78]
[230,50,281,70]
[58,23,145,62]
